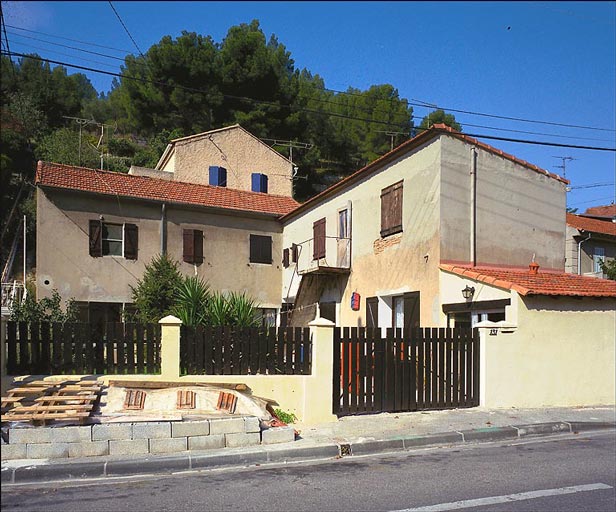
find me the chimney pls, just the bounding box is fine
[529,261,540,274]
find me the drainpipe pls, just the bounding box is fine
[160,203,167,255]
[470,147,477,267]
[577,232,591,275]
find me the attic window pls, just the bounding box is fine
[209,166,227,187]
[251,173,268,193]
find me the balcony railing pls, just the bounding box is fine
[1,282,24,317]
[296,236,351,275]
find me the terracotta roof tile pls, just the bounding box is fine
[35,161,299,217]
[440,263,616,298]
[567,213,616,237]
[584,204,616,218]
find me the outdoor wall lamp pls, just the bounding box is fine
[462,285,475,300]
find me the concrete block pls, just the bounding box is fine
[149,437,187,454]
[132,422,171,439]
[172,420,210,438]
[515,422,570,437]
[109,439,149,456]
[261,426,295,445]
[188,434,225,451]
[225,432,260,448]
[68,441,109,458]
[27,443,70,459]
[1,444,27,460]
[92,423,132,441]
[48,426,92,443]
[243,416,261,433]
[209,417,245,435]
[9,428,53,444]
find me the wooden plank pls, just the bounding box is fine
[275,328,285,375]
[39,323,51,374]
[105,323,115,373]
[116,322,125,374]
[357,328,366,413]
[340,327,350,415]
[11,404,93,412]
[145,325,155,373]
[212,327,223,375]
[230,328,240,375]
[291,327,300,375]
[72,323,84,374]
[431,328,439,408]
[238,327,249,375]
[257,327,267,375]
[422,329,430,407]
[438,328,446,408]
[373,328,384,413]
[301,327,310,375]
[409,329,418,411]
[266,327,276,375]
[35,395,98,402]
[384,329,396,412]
[4,412,91,420]
[200,326,210,375]
[136,324,145,374]
[7,322,18,374]
[221,327,231,375]
[348,327,358,414]
[452,329,460,407]
[399,329,409,411]
[17,322,28,374]
[82,322,94,374]
[283,327,293,375]
[365,328,375,413]
[30,322,41,374]
[62,323,73,375]
[459,328,467,407]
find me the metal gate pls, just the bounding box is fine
[333,327,479,416]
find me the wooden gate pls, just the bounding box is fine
[333,327,479,416]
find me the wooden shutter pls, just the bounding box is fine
[89,219,102,257]
[380,181,403,237]
[250,235,272,264]
[183,229,195,263]
[403,291,420,331]
[193,230,203,265]
[366,296,379,328]
[291,243,298,263]
[124,224,138,260]
[313,218,326,260]
[283,248,289,268]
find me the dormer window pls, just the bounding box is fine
[251,173,268,193]
[209,166,227,187]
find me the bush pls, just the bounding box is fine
[10,288,78,323]
[171,275,211,327]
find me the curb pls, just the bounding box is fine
[2,421,614,485]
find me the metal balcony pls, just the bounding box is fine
[296,236,351,275]
[1,281,25,317]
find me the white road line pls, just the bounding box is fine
[393,483,613,512]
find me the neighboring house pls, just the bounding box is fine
[281,124,569,328]
[565,206,616,278]
[131,124,294,197]
[35,161,298,328]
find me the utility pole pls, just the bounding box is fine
[553,156,576,179]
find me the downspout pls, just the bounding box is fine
[470,146,477,267]
[577,232,591,275]
[160,203,167,255]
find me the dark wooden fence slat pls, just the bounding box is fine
[211,327,221,374]
[452,329,460,407]
[18,322,29,373]
[145,324,155,373]
[72,323,83,374]
[61,323,73,375]
[385,329,396,412]
[275,328,284,375]
[136,324,145,374]
[373,328,384,413]
[106,323,115,373]
[357,328,366,413]
[409,330,417,411]
[301,327,310,375]
[40,322,52,374]
[30,322,41,374]
[438,328,445,408]
[115,323,125,374]
[349,327,358,414]
[471,329,480,406]
[125,323,135,374]
[291,327,300,376]
[7,322,18,374]
[366,328,376,413]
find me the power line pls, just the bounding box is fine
[569,183,614,190]
[108,1,146,59]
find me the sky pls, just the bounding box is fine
[3,1,615,212]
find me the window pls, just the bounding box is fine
[389,292,420,331]
[209,166,227,187]
[447,310,506,328]
[392,296,404,329]
[251,173,268,193]
[313,218,326,259]
[593,247,605,274]
[257,308,277,327]
[89,220,138,259]
[380,181,403,237]
[339,209,349,238]
[250,234,272,264]
[183,229,204,264]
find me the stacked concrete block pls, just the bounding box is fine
[1,416,295,461]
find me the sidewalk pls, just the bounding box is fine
[3,406,615,485]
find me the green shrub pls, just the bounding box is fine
[171,275,211,327]
[274,408,297,424]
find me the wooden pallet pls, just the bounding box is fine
[1,379,103,425]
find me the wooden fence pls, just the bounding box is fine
[334,327,479,416]
[181,326,312,376]
[5,322,161,375]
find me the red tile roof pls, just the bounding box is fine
[35,161,299,217]
[567,213,616,237]
[282,123,567,221]
[440,264,616,298]
[584,204,616,218]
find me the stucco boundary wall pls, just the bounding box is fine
[478,293,616,408]
[1,316,338,425]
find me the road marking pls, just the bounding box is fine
[394,483,613,512]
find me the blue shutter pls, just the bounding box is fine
[260,174,268,193]
[251,173,268,193]
[209,166,227,187]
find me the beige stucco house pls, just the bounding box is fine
[565,206,616,278]
[280,124,570,329]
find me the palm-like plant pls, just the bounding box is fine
[171,275,211,327]
[227,291,260,327]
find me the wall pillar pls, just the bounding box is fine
[159,315,182,380]
[301,317,338,424]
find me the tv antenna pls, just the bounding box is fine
[63,116,115,168]
[552,156,576,179]
[377,130,409,151]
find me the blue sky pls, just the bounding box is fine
[3,1,615,211]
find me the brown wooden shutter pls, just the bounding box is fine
[283,248,289,268]
[183,229,195,263]
[403,291,420,331]
[250,234,272,264]
[366,296,379,328]
[313,218,326,259]
[89,219,102,257]
[291,243,298,263]
[193,230,203,265]
[380,181,403,237]
[124,224,138,260]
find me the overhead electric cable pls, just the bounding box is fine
[108,1,146,59]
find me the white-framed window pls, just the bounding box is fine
[392,295,404,329]
[338,209,349,239]
[102,223,123,256]
[593,247,605,274]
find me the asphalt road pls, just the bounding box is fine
[3,431,615,512]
